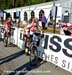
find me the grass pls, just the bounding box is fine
[13,24,25,28]
[1,24,60,34]
[43,27,60,34]
[13,24,60,34]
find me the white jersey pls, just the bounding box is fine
[24,21,42,35]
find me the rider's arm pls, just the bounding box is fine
[23,24,31,32]
[23,25,27,32]
[39,26,42,34]
[38,21,43,34]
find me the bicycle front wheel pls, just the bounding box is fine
[30,46,38,66]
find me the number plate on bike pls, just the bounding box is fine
[32,34,38,41]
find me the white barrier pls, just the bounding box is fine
[37,33,72,73]
[11,27,25,49]
[1,27,72,73]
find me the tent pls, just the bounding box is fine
[0,10,7,18]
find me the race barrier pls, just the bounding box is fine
[0,27,72,73]
[38,33,72,73]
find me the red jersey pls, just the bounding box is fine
[27,23,38,34]
[5,20,11,30]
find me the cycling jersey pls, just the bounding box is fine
[24,18,42,36]
[5,20,11,31]
[27,23,38,35]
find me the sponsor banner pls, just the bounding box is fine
[38,33,72,73]
[11,28,72,73]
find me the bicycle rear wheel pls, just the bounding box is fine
[30,46,38,66]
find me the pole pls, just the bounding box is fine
[53,0,55,6]
[53,0,56,34]
[28,0,30,21]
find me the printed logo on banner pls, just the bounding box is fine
[38,34,72,73]
[20,30,24,40]
[41,34,72,57]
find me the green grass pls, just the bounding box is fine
[12,24,60,34]
[43,28,60,34]
[1,24,60,34]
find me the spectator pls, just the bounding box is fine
[62,25,72,36]
[41,13,47,30]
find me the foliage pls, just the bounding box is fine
[0,0,53,9]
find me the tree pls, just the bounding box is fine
[0,0,53,9]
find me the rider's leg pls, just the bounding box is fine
[24,35,31,54]
[8,37,11,44]
[8,32,11,45]
[26,36,31,47]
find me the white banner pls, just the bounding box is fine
[38,33,72,73]
[11,27,72,73]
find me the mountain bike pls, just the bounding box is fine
[29,33,43,65]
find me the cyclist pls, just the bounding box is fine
[4,17,12,46]
[62,25,72,36]
[58,22,72,36]
[23,18,42,54]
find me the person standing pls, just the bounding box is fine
[41,13,47,30]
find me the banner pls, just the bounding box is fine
[38,33,72,73]
[10,27,72,73]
